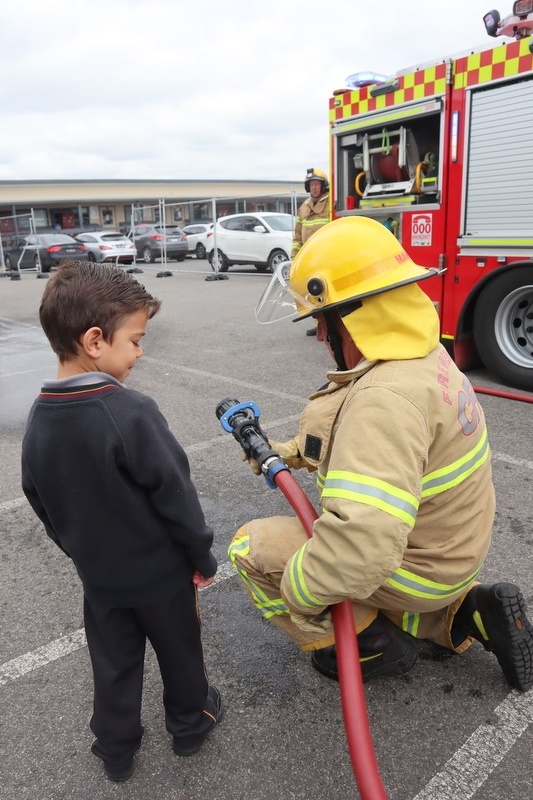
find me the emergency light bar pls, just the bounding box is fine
[345,71,391,89]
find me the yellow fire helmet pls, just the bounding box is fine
[255,216,441,325]
[304,167,329,193]
[256,216,443,360]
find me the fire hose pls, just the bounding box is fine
[216,398,388,800]
[472,385,533,404]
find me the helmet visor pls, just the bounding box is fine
[255,261,297,323]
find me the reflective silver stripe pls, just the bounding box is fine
[402,612,420,637]
[386,565,481,599]
[322,471,418,526]
[288,544,325,609]
[422,429,489,497]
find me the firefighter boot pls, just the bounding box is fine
[452,582,533,692]
[311,612,417,682]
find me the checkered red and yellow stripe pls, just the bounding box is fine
[454,37,533,88]
[330,62,448,122]
[330,37,533,123]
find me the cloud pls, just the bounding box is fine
[0,0,505,180]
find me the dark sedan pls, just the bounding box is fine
[5,233,89,273]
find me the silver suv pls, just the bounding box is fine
[206,212,293,273]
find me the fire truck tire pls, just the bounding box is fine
[208,249,228,272]
[473,267,533,391]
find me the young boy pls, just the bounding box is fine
[21,261,222,782]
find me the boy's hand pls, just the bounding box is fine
[192,570,214,588]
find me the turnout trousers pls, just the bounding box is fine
[84,583,213,766]
[229,516,475,654]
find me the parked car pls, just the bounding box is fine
[4,233,89,273]
[127,224,188,263]
[75,231,137,264]
[182,223,214,259]
[205,212,294,273]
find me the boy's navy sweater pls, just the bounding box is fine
[21,379,217,607]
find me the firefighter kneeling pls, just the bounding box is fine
[229,216,533,692]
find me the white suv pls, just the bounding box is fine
[182,223,213,259]
[206,212,294,273]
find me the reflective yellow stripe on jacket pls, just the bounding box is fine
[320,470,419,526]
[299,217,330,229]
[228,534,290,619]
[421,428,489,497]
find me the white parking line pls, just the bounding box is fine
[412,690,533,799]
[0,561,237,688]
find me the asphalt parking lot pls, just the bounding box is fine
[2,258,533,800]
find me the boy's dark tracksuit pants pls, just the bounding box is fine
[84,582,212,766]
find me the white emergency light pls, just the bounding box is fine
[345,72,391,89]
[483,2,533,37]
[514,0,533,15]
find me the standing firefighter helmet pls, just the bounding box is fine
[255,216,441,324]
[304,167,329,193]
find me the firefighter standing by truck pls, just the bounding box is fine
[230,216,533,692]
[291,167,330,336]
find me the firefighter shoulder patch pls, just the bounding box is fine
[304,434,322,461]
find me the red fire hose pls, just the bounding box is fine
[217,398,388,798]
[274,469,388,799]
[472,385,533,404]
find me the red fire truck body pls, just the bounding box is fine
[329,26,533,390]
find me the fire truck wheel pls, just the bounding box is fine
[473,266,533,391]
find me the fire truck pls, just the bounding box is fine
[328,2,533,390]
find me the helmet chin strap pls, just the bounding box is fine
[324,311,348,371]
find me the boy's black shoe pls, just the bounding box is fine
[452,582,533,692]
[91,740,141,783]
[306,327,317,336]
[311,612,417,682]
[103,758,135,783]
[172,685,223,756]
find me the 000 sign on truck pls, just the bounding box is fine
[328,2,533,391]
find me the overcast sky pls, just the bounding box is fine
[0,0,511,182]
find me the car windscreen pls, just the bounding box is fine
[101,234,129,242]
[263,215,294,232]
[155,226,183,234]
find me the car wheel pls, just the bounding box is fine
[34,254,50,273]
[208,249,228,272]
[143,247,154,264]
[266,249,289,273]
[87,252,97,262]
[196,243,206,259]
[176,255,186,262]
[473,266,533,391]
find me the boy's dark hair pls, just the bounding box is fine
[39,260,161,361]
